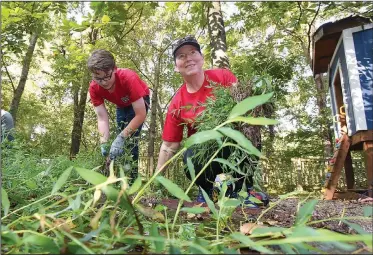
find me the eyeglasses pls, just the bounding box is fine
[92,70,113,83]
[175,50,199,61]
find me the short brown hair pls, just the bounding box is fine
[87,49,115,72]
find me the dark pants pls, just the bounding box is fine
[116,95,150,180]
[183,145,255,193]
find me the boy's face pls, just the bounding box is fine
[92,69,116,90]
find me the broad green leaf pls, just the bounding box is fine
[150,223,165,253]
[186,157,196,180]
[184,130,223,148]
[1,188,10,216]
[228,92,274,119]
[278,190,300,199]
[295,199,318,226]
[212,158,245,175]
[102,15,111,24]
[51,166,73,194]
[22,233,59,253]
[223,198,240,207]
[292,243,323,254]
[75,167,107,185]
[279,244,296,254]
[71,188,82,211]
[363,206,372,217]
[156,176,191,202]
[342,220,368,235]
[170,245,181,254]
[1,227,20,245]
[181,207,206,214]
[249,196,263,204]
[127,177,142,195]
[188,242,211,254]
[26,180,37,189]
[251,226,287,235]
[228,116,279,126]
[79,218,108,242]
[289,226,356,251]
[201,187,218,217]
[230,232,275,254]
[218,127,262,158]
[218,182,228,202]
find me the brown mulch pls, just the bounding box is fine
[260,197,373,234]
[140,196,372,235]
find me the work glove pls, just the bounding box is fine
[109,133,126,160]
[100,143,109,157]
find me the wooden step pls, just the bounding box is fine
[324,133,351,200]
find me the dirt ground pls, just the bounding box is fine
[141,195,373,234]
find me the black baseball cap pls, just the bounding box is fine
[172,35,201,59]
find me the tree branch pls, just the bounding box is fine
[307,2,321,61]
[296,1,303,28]
[119,7,144,41]
[1,53,16,92]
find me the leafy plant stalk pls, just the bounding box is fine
[132,148,186,204]
[171,144,224,237]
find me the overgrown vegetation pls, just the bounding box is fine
[2,93,372,254]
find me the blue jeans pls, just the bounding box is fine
[116,95,150,180]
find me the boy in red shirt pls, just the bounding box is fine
[156,36,268,205]
[88,49,150,181]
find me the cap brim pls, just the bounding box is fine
[173,42,201,57]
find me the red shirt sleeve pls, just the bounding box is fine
[162,101,184,142]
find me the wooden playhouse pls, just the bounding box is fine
[312,16,373,199]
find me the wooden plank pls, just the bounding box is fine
[324,134,351,200]
[351,130,373,146]
[344,150,354,189]
[363,141,373,197]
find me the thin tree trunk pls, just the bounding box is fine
[302,37,333,158]
[147,60,160,176]
[70,28,98,158]
[70,74,90,158]
[207,1,230,69]
[314,74,333,157]
[10,32,39,126]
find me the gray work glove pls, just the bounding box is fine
[100,143,109,157]
[109,133,126,160]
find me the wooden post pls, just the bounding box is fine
[363,141,373,197]
[344,150,354,189]
[296,158,303,191]
[324,134,351,200]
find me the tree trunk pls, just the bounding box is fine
[314,74,333,157]
[207,1,230,69]
[10,32,39,126]
[70,73,90,158]
[147,60,160,176]
[302,38,333,158]
[69,27,98,158]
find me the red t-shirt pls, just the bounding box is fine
[89,68,150,107]
[162,69,238,142]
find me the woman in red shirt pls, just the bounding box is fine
[156,36,268,206]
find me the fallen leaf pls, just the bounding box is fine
[240,223,266,235]
[137,205,165,222]
[264,220,278,226]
